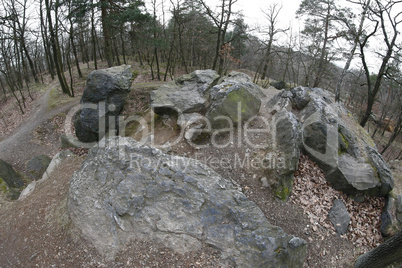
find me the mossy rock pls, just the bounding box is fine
[26,155,52,181]
[0,159,24,188]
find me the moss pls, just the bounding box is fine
[339,132,349,149]
[275,247,284,254]
[124,121,141,137]
[47,86,76,110]
[0,178,9,193]
[275,186,290,201]
[132,70,139,81]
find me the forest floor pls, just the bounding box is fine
[0,63,399,267]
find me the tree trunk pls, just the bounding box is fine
[355,230,402,268]
[312,7,330,88]
[335,0,369,102]
[100,0,113,67]
[69,24,82,78]
[45,0,71,96]
[91,0,98,70]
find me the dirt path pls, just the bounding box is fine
[0,82,80,170]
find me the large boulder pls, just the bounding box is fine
[206,81,264,129]
[26,155,51,181]
[150,70,220,115]
[288,86,393,197]
[0,159,24,189]
[74,65,133,142]
[150,70,264,130]
[68,137,307,267]
[265,109,302,200]
[381,160,402,237]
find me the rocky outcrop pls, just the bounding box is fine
[151,70,264,130]
[26,155,51,180]
[290,87,393,197]
[206,80,264,129]
[0,159,24,189]
[328,199,350,235]
[265,107,302,200]
[74,65,133,143]
[150,69,219,115]
[68,137,307,267]
[265,86,393,199]
[381,160,402,237]
[270,81,289,90]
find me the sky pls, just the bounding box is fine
[235,0,301,32]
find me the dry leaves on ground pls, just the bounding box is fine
[290,154,385,253]
[0,92,41,138]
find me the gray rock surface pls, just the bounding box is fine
[381,160,402,237]
[74,65,133,142]
[68,137,307,267]
[207,82,263,129]
[268,110,302,200]
[177,113,207,142]
[291,87,311,109]
[328,199,350,235]
[26,155,51,180]
[0,159,24,188]
[218,71,252,84]
[151,70,219,115]
[270,81,289,90]
[285,86,393,196]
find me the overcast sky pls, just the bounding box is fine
[236,0,301,32]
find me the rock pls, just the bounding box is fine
[151,70,219,115]
[328,199,350,235]
[355,230,402,268]
[26,155,51,181]
[177,113,207,142]
[74,65,133,142]
[260,177,269,188]
[270,81,289,90]
[325,154,380,195]
[366,147,393,196]
[381,160,402,237]
[265,90,292,114]
[0,159,24,188]
[207,82,264,129]
[219,71,252,83]
[68,137,307,267]
[19,150,76,201]
[268,110,302,200]
[291,86,311,110]
[285,86,393,197]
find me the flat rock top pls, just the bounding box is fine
[68,137,306,267]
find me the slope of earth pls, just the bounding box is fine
[0,82,80,172]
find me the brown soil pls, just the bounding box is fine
[0,70,392,267]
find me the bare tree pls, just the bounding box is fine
[199,0,238,75]
[359,0,402,127]
[256,4,287,82]
[335,0,370,102]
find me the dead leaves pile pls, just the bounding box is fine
[51,114,67,134]
[290,154,385,252]
[60,147,88,157]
